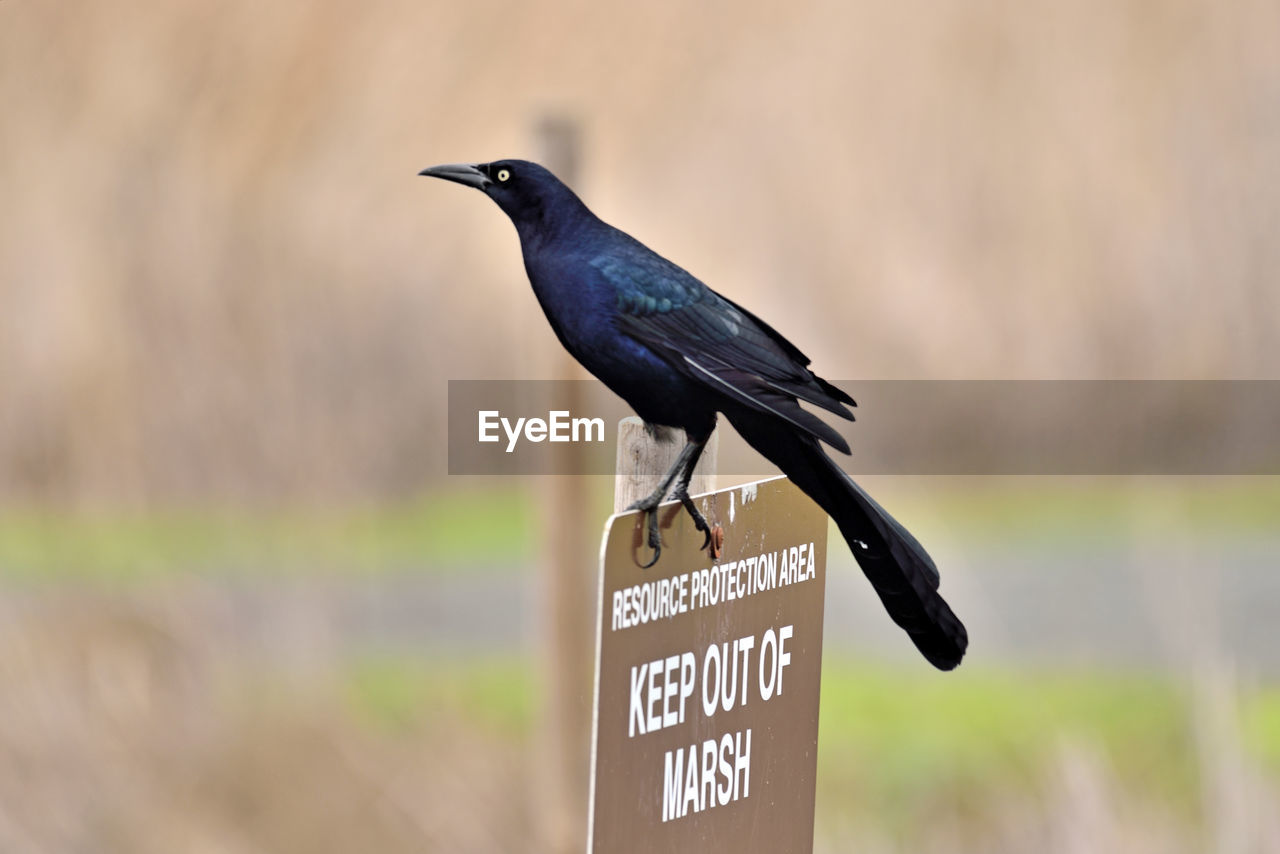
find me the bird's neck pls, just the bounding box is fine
[511,192,596,250]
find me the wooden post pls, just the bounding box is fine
[533,121,718,852]
[613,417,719,513]
[535,117,594,854]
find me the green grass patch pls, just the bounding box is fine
[342,655,536,737]
[1243,684,1280,774]
[327,652,1279,821]
[882,476,1280,545]
[0,487,534,582]
[817,660,1199,828]
[2,477,1274,581]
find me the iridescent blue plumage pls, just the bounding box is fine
[419,157,967,670]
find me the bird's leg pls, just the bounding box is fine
[669,444,712,552]
[626,435,709,568]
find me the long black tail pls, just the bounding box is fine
[723,407,968,670]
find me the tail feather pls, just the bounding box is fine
[723,407,968,670]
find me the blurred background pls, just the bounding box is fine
[1,0,1278,851]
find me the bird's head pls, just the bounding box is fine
[418,159,587,234]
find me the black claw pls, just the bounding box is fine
[638,506,662,568]
[623,434,711,568]
[674,488,712,551]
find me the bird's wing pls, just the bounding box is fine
[592,250,855,453]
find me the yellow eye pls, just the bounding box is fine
[497,168,511,182]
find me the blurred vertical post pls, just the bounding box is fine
[535,116,593,854]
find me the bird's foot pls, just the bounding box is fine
[672,486,712,552]
[626,493,665,568]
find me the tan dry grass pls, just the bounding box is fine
[2,0,1278,503]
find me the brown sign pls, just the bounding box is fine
[588,476,829,853]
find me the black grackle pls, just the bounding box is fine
[420,160,967,670]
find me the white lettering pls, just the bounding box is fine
[758,625,794,701]
[678,652,696,723]
[736,635,755,708]
[716,732,734,806]
[646,657,662,734]
[661,730,753,823]
[478,410,500,443]
[777,624,793,696]
[759,628,777,700]
[548,410,569,442]
[525,417,547,443]
[629,663,647,737]
[682,743,699,816]
[662,654,680,729]
[480,410,606,452]
[662,747,684,822]
[501,416,525,453]
[719,642,736,712]
[734,729,752,798]
[573,415,604,442]
[701,642,721,718]
[700,738,717,812]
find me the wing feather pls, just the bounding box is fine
[596,249,854,452]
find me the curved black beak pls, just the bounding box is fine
[418,163,491,190]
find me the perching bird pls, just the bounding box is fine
[419,160,967,670]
